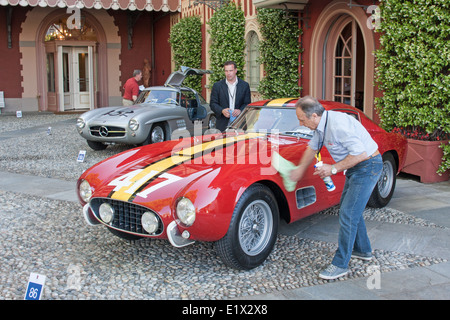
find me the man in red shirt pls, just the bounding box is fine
[123,69,143,106]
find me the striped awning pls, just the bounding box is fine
[0,0,181,12]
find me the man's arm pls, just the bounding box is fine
[290,146,317,182]
[237,81,251,111]
[210,82,226,117]
[132,83,140,101]
[232,81,251,117]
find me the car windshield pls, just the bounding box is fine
[232,106,314,139]
[135,90,179,105]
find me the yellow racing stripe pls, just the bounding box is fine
[176,132,263,157]
[265,98,296,106]
[110,155,191,201]
[110,132,264,201]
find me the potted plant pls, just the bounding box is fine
[391,127,449,183]
[375,0,450,183]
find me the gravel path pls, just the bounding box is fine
[0,113,447,300]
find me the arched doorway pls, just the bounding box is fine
[326,16,365,110]
[309,1,375,118]
[45,17,97,111]
[33,9,110,113]
[44,14,97,111]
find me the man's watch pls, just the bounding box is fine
[331,165,337,175]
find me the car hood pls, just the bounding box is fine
[89,104,172,121]
[81,132,307,205]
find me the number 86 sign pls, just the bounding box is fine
[24,273,46,300]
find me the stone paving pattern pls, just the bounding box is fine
[1,113,449,300]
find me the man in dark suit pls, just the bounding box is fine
[210,61,251,131]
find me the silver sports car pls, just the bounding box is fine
[76,67,216,150]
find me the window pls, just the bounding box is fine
[332,20,365,111]
[334,22,352,105]
[246,31,260,89]
[46,53,55,92]
[45,18,96,42]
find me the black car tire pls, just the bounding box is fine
[215,184,279,270]
[367,152,397,208]
[146,123,166,144]
[87,140,107,151]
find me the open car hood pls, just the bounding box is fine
[164,66,213,87]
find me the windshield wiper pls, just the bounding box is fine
[280,131,313,139]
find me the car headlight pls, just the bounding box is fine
[141,211,159,234]
[76,118,86,129]
[129,118,139,131]
[176,197,196,226]
[79,180,93,203]
[99,203,115,224]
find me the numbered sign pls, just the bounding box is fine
[25,273,46,300]
[77,150,86,163]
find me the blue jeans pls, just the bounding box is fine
[331,154,383,269]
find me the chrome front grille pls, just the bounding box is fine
[89,125,126,137]
[90,198,163,236]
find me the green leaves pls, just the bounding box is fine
[169,16,203,92]
[257,8,301,99]
[375,0,450,172]
[207,3,246,86]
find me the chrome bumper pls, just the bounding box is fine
[167,221,195,248]
[83,203,101,226]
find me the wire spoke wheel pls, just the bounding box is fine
[214,184,279,270]
[368,153,397,208]
[238,200,273,256]
[378,158,394,198]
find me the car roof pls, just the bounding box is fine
[164,66,213,87]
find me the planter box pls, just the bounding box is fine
[401,139,449,183]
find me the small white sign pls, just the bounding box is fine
[16,110,22,118]
[24,273,46,300]
[77,150,86,163]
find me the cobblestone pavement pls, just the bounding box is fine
[0,113,448,300]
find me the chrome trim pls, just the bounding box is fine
[167,221,195,248]
[83,203,101,226]
[295,186,317,209]
[89,197,164,236]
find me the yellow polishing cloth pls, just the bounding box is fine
[271,151,298,192]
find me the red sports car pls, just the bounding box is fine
[77,99,407,270]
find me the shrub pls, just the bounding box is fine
[257,8,302,98]
[207,3,246,86]
[169,16,203,92]
[375,0,450,174]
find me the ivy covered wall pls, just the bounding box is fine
[375,0,450,173]
[168,16,203,93]
[257,8,301,99]
[207,3,246,86]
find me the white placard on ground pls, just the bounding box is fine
[77,150,86,162]
[24,273,46,300]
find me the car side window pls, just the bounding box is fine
[135,90,150,104]
[180,90,198,109]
